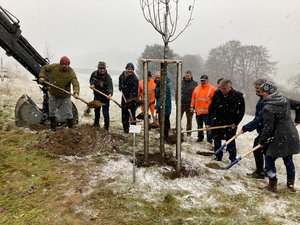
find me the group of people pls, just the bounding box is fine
[38,56,300,193]
[181,70,300,193]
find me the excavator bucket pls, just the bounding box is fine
[15,94,79,127]
[15,94,46,127]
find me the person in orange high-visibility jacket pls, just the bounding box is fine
[138,71,157,122]
[190,74,216,143]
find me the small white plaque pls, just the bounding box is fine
[129,125,142,134]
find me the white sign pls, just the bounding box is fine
[129,125,142,134]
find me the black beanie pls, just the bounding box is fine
[125,63,134,70]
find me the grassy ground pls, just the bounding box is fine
[1,80,300,225]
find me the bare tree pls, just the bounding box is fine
[288,73,300,90]
[204,40,276,91]
[140,0,195,156]
[44,40,54,62]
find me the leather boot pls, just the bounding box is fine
[67,119,73,128]
[265,180,277,193]
[49,117,56,131]
[287,180,296,192]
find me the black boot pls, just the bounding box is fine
[49,117,56,131]
[287,180,296,192]
[67,119,73,128]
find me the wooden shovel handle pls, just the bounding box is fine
[91,87,122,108]
[44,81,89,106]
[182,124,236,134]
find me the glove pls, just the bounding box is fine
[189,107,194,113]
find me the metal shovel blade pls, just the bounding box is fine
[87,100,104,108]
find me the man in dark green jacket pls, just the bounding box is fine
[38,56,80,130]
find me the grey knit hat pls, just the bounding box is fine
[260,81,277,94]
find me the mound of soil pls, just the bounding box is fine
[37,124,126,156]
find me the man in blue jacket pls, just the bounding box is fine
[241,78,267,179]
[154,71,172,140]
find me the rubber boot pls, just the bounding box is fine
[265,180,278,193]
[49,116,56,131]
[287,180,296,192]
[67,119,73,128]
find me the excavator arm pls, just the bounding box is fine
[0,6,78,127]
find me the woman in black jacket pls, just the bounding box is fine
[259,81,300,192]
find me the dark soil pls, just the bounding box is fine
[135,152,200,179]
[205,162,224,170]
[35,124,126,156]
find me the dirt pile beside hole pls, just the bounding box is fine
[36,124,126,156]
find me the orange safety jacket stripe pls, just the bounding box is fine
[190,83,216,115]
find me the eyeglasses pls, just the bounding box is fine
[98,67,106,69]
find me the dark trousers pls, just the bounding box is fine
[252,135,266,173]
[181,106,194,135]
[214,137,237,162]
[265,155,295,181]
[122,105,136,133]
[196,114,212,141]
[94,101,110,129]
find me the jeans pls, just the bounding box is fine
[196,114,212,141]
[94,101,110,129]
[265,154,295,181]
[252,135,266,173]
[214,137,237,162]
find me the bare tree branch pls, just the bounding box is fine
[140,0,195,44]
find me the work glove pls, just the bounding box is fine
[189,107,194,113]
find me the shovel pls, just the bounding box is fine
[181,124,236,134]
[214,130,243,155]
[44,81,103,109]
[222,144,262,170]
[90,87,122,108]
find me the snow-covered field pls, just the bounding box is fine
[2,72,300,224]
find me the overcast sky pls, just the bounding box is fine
[1,0,299,67]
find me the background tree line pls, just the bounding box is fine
[136,40,299,115]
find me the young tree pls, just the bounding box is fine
[136,44,177,78]
[140,0,195,155]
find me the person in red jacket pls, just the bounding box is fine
[190,75,216,143]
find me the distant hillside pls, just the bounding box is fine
[272,63,300,85]
[71,49,140,72]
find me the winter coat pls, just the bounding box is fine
[181,78,198,108]
[242,97,264,133]
[39,63,80,98]
[259,92,300,158]
[155,77,172,116]
[207,89,245,139]
[118,71,139,104]
[190,82,216,115]
[89,70,113,103]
